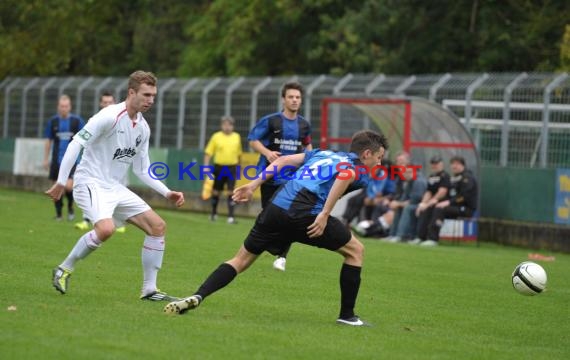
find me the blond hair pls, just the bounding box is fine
[128,70,157,92]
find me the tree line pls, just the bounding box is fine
[1,0,569,79]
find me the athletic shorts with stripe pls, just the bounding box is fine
[73,183,151,227]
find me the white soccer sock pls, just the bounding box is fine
[141,235,165,295]
[60,230,101,271]
[379,216,389,230]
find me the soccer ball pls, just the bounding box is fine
[511,261,547,296]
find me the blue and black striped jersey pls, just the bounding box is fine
[272,150,370,215]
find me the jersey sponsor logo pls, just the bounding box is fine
[56,131,75,140]
[77,129,92,141]
[273,138,301,151]
[113,147,137,160]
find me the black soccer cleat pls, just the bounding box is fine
[140,290,180,302]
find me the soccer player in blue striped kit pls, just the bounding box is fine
[248,81,312,271]
[165,130,388,326]
[43,95,85,221]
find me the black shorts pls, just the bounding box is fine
[244,203,352,256]
[49,162,77,181]
[212,164,237,192]
[260,183,281,209]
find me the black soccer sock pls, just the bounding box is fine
[339,263,362,319]
[364,205,374,220]
[278,244,291,259]
[227,195,235,218]
[195,263,238,299]
[211,195,220,216]
[66,190,74,213]
[54,199,63,218]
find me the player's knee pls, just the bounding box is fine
[344,237,364,262]
[353,238,365,260]
[94,223,115,241]
[149,218,166,236]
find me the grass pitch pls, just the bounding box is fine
[1,187,569,359]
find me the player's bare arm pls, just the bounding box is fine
[43,139,52,170]
[203,153,211,166]
[232,153,306,203]
[249,140,281,163]
[307,169,356,238]
[433,186,449,202]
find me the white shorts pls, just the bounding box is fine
[74,183,151,227]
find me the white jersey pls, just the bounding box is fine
[73,102,151,187]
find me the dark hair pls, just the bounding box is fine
[430,155,443,164]
[100,91,114,101]
[349,130,389,155]
[128,70,157,92]
[281,81,304,98]
[450,155,466,166]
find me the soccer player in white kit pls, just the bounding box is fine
[46,71,185,301]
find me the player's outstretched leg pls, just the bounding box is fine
[164,263,237,315]
[52,229,103,294]
[165,245,257,315]
[335,236,370,326]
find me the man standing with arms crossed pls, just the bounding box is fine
[248,81,312,272]
[46,71,185,301]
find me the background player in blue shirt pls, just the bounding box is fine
[248,81,312,272]
[43,95,85,221]
[165,130,388,326]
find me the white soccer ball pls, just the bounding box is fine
[511,261,547,296]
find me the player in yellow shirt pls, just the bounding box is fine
[204,116,242,224]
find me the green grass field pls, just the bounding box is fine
[1,187,569,359]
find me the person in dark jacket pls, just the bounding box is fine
[421,156,477,246]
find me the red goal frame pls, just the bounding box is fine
[320,97,476,152]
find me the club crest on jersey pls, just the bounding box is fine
[136,135,142,147]
[113,147,136,160]
[77,129,92,141]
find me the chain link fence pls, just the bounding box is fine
[1,72,569,168]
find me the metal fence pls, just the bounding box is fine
[1,72,569,168]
